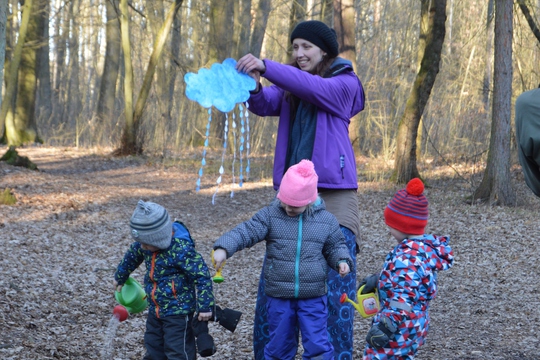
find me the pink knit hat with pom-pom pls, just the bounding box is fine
[384,178,429,234]
[277,160,319,207]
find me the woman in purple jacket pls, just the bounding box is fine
[236,20,366,360]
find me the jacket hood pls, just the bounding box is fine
[271,195,326,217]
[172,221,195,247]
[402,234,454,271]
[327,57,365,117]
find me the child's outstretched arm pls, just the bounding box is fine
[114,242,145,286]
[213,206,271,259]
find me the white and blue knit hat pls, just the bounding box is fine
[130,200,172,249]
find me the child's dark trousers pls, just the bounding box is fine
[143,311,196,360]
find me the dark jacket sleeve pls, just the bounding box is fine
[515,88,540,197]
[114,242,145,285]
[213,207,271,257]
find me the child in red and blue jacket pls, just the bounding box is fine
[114,200,215,360]
[360,179,454,359]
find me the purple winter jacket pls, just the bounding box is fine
[247,58,365,190]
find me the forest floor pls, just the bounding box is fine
[1,145,540,360]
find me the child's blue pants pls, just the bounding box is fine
[264,295,334,360]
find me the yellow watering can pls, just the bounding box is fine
[115,277,148,314]
[340,284,380,318]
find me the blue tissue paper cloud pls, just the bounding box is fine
[184,58,256,113]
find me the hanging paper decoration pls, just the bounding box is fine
[230,111,237,197]
[184,58,256,201]
[245,103,251,181]
[238,104,245,187]
[195,108,212,193]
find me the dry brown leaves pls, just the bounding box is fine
[0,146,539,360]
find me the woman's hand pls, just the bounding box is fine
[236,53,265,81]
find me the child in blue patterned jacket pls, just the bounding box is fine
[360,178,454,359]
[213,160,353,360]
[114,200,215,360]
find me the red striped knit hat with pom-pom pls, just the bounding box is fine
[384,178,429,234]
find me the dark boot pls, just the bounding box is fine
[192,317,216,357]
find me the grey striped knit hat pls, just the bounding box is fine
[130,200,172,249]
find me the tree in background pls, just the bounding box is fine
[518,0,540,44]
[482,0,494,114]
[116,0,184,155]
[0,0,6,110]
[206,0,234,142]
[3,0,540,207]
[472,0,515,205]
[117,0,136,154]
[94,0,121,145]
[334,0,356,66]
[0,0,42,146]
[392,0,446,183]
[36,0,52,128]
[251,0,272,57]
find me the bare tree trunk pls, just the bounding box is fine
[235,0,251,59]
[208,0,234,141]
[169,4,181,124]
[250,0,272,58]
[116,0,136,154]
[322,0,333,24]
[472,0,515,205]
[0,0,7,115]
[147,0,169,147]
[95,0,120,144]
[52,0,69,127]
[334,0,359,146]
[482,0,494,113]
[2,0,16,141]
[517,0,540,43]
[208,0,234,64]
[36,0,52,127]
[286,0,307,58]
[446,0,453,54]
[415,0,429,157]
[1,0,34,145]
[393,0,446,183]
[116,0,183,155]
[67,0,81,141]
[14,0,47,144]
[334,0,355,65]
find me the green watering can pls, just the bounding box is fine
[115,277,148,314]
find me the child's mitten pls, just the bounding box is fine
[212,305,243,332]
[359,273,379,294]
[365,316,397,349]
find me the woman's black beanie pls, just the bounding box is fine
[290,20,339,57]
